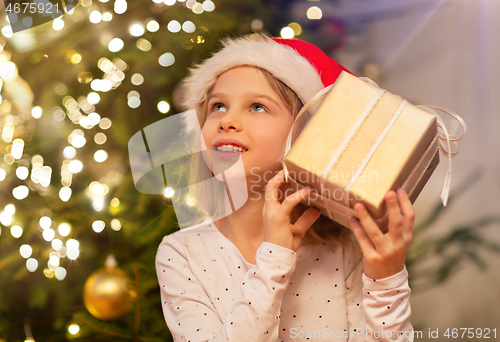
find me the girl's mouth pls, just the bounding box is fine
[213,144,248,152]
[211,147,248,160]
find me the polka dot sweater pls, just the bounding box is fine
[156,223,413,341]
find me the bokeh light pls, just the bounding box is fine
[307,6,322,20]
[157,101,170,113]
[167,20,181,33]
[159,52,175,67]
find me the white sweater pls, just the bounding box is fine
[156,223,414,342]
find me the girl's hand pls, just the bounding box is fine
[349,188,414,280]
[263,169,321,252]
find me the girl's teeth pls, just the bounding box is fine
[215,144,247,152]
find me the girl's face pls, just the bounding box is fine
[201,66,295,186]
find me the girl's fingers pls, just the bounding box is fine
[264,170,286,203]
[293,207,321,237]
[385,190,404,239]
[350,217,377,257]
[354,202,385,248]
[279,186,313,215]
[396,188,415,240]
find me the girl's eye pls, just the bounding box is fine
[252,103,267,112]
[211,103,226,112]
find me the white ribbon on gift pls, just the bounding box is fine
[282,76,467,208]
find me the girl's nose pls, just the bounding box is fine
[218,110,241,131]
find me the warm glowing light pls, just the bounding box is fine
[58,223,71,237]
[40,216,52,229]
[88,112,101,126]
[100,118,112,129]
[87,92,101,104]
[136,38,152,51]
[16,166,29,180]
[93,196,104,211]
[26,258,38,272]
[108,38,124,52]
[128,97,141,108]
[111,198,120,207]
[94,132,107,144]
[92,220,105,233]
[11,139,24,159]
[69,160,83,173]
[164,0,176,5]
[31,106,43,118]
[157,101,170,114]
[43,228,56,242]
[288,22,302,36]
[131,73,144,85]
[69,129,85,147]
[103,12,113,21]
[129,22,145,36]
[20,244,32,258]
[280,27,295,39]
[164,187,174,198]
[71,53,82,64]
[66,239,79,250]
[68,324,80,335]
[2,26,13,38]
[71,135,86,148]
[48,255,60,269]
[11,225,23,238]
[4,204,15,215]
[89,11,103,24]
[59,187,72,201]
[94,150,108,162]
[63,146,77,159]
[159,52,175,67]
[167,20,181,33]
[182,21,196,33]
[0,168,6,181]
[91,79,112,92]
[307,6,322,20]
[53,18,65,30]
[185,196,196,207]
[0,212,12,226]
[192,2,204,14]
[67,248,80,260]
[111,219,121,231]
[203,0,215,11]
[13,185,29,200]
[147,20,160,32]
[55,267,67,280]
[114,0,127,14]
[52,239,63,250]
[40,166,52,187]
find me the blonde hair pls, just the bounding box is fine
[192,66,358,249]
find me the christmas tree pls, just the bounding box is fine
[0,0,280,340]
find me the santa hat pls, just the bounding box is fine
[179,34,353,112]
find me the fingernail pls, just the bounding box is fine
[397,188,404,195]
[304,186,311,190]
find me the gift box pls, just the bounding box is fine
[283,71,441,231]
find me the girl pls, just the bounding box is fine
[156,34,415,342]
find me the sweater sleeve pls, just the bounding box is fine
[361,266,414,342]
[156,236,297,342]
[344,251,413,342]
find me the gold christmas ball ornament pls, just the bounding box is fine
[83,255,136,320]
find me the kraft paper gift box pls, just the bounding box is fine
[283,71,440,231]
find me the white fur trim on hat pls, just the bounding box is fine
[179,35,324,112]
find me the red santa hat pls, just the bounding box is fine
[179,34,353,112]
